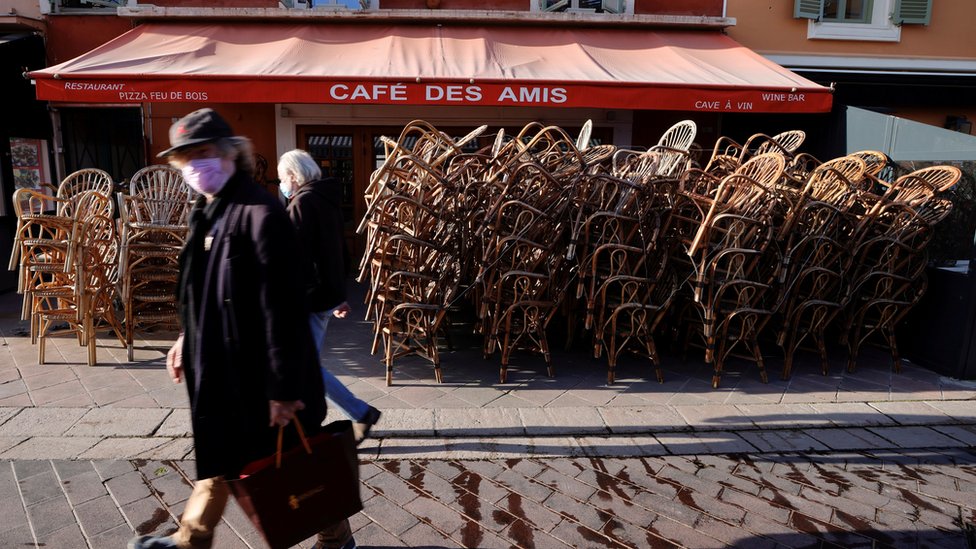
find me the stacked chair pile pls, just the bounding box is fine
[359,119,962,388]
[9,166,194,365]
[117,165,193,360]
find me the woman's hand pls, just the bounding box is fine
[269,400,306,427]
[332,301,352,319]
[167,334,184,384]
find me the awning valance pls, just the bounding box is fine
[30,22,832,113]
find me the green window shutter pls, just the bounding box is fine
[794,0,823,20]
[894,0,932,25]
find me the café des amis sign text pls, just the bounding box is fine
[45,80,830,113]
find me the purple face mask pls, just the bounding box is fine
[182,157,231,196]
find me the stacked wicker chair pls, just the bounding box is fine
[32,209,125,366]
[358,121,473,385]
[839,164,961,374]
[773,156,867,379]
[667,153,789,387]
[703,130,806,177]
[10,168,115,325]
[117,165,192,360]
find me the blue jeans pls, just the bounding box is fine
[309,309,370,422]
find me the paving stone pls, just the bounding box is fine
[155,409,191,437]
[66,407,169,437]
[90,522,139,549]
[138,437,195,460]
[738,510,821,548]
[1,436,100,459]
[398,519,457,547]
[16,467,62,506]
[359,490,423,536]
[694,513,772,547]
[0,407,20,427]
[645,514,727,549]
[535,467,598,502]
[600,405,689,433]
[925,400,976,423]
[106,469,154,506]
[34,523,88,549]
[736,429,830,453]
[435,407,523,436]
[0,436,27,454]
[808,402,896,427]
[404,495,468,537]
[932,424,976,447]
[869,401,954,425]
[733,403,832,428]
[12,459,52,479]
[74,494,127,536]
[364,468,422,506]
[491,467,555,505]
[521,406,607,435]
[867,426,970,449]
[347,521,407,547]
[0,525,33,547]
[93,459,136,481]
[121,495,179,538]
[59,468,109,506]
[803,426,897,451]
[27,495,75,537]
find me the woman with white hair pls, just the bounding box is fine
[278,148,381,443]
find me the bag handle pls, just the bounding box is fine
[275,420,313,469]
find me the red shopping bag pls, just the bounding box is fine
[227,420,362,549]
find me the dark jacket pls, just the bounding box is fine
[286,177,350,312]
[178,172,326,480]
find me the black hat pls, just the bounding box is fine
[157,108,233,158]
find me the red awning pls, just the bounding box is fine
[30,22,832,113]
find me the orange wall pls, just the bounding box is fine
[149,0,277,6]
[380,0,527,9]
[635,0,723,16]
[726,0,976,60]
[365,0,725,13]
[45,16,134,65]
[148,103,279,182]
[897,107,976,130]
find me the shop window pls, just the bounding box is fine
[534,0,631,15]
[795,0,931,41]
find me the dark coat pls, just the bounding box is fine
[286,177,350,313]
[178,172,326,480]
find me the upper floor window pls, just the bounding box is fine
[311,0,372,7]
[52,0,126,11]
[286,0,376,8]
[307,0,372,7]
[795,0,931,42]
[822,0,870,23]
[534,0,632,15]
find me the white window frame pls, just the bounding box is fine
[531,0,633,15]
[807,0,901,42]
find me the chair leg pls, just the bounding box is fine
[885,327,902,373]
[815,333,829,376]
[753,341,768,384]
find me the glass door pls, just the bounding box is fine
[298,127,366,259]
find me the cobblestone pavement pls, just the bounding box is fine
[3,286,976,547]
[3,448,976,548]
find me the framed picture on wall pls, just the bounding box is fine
[9,137,53,214]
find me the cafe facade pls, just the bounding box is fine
[16,1,839,263]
